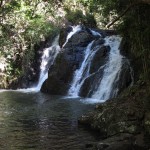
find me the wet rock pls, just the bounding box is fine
[41,27,96,95]
[79,74,98,97]
[64,31,95,48]
[59,26,72,47]
[79,82,150,149]
[89,45,110,74]
[79,45,110,97]
[96,133,147,150]
[41,51,75,95]
[91,38,105,49]
[41,73,69,94]
[79,70,103,97]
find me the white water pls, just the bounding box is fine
[62,25,82,48]
[67,33,123,101]
[16,35,60,93]
[92,35,122,100]
[34,35,60,91]
[68,41,94,97]
[16,26,98,94]
[14,26,80,93]
[80,98,105,104]
[0,25,128,104]
[90,29,101,37]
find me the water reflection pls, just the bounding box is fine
[0,91,98,150]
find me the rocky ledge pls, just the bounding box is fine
[79,81,150,150]
[41,26,131,96]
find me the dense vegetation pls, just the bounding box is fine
[0,0,60,87]
[0,0,149,88]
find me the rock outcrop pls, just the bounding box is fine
[41,26,96,95]
[41,26,132,97]
[7,33,59,89]
[79,45,110,97]
[79,81,150,149]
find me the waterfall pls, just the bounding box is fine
[92,35,123,100]
[13,35,60,93]
[34,35,60,91]
[68,41,94,97]
[90,29,101,37]
[22,25,131,101]
[67,32,124,101]
[67,28,103,97]
[62,25,82,48]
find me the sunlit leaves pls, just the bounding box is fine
[0,0,60,83]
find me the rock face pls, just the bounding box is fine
[41,26,133,97]
[79,81,150,149]
[41,26,96,95]
[114,60,133,95]
[79,45,110,97]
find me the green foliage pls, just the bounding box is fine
[64,8,96,27]
[0,0,60,86]
[64,0,150,81]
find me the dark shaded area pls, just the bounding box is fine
[79,82,150,149]
[9,33,58,89]
[41,26,96,95]
[41,26,132,97]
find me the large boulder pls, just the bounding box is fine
[89,45,110,74]
[79,82,150,149]
[41,27,96,95]
[41,50,75,94]
[79,97,144,136]
[59,26,96,48]
[41,26,133,98]
[113,59,133,95]
[79,45,110,97]
[64,30,95,48]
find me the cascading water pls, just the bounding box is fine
[67,27,102,97]
[0,35,60,93]
[68,41,94,97]
[34,35,60,91]
[90,29,101,37]
[62,25,82,48]
[16,25,131,100]
[17,35,60,92]
[92,35,123,100]
[67,29,124,101]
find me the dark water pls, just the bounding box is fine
[0,91,98,150]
